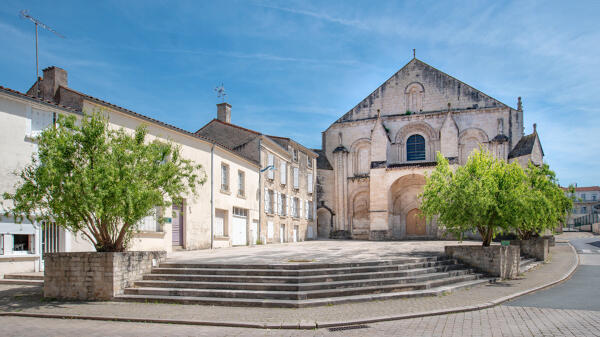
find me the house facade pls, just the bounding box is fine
[563,186,600,226]
[316,58,543,240]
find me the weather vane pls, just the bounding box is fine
[214,83,227,102]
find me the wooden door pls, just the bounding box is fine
[406,208,426,235]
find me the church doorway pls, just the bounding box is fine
[406,208,426,235]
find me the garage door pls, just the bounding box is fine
[232,216,247,246]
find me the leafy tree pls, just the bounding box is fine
[421,148,528,246]
[3,112,205,252]
[516,163,572,239]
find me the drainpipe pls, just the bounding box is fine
[210,143,215,249]
[258,137,262,243]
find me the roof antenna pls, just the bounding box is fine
[413,49,416,59]
[19,10,65,98]
[214,83,227,102]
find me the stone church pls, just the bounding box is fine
[315,57,543,240]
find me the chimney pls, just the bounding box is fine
[33,66,68,101]
[217,102,231,123]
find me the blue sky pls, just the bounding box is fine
[1,1,599,186]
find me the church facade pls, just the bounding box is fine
[316,58,543,240]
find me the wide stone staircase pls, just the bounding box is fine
[0,272,44,286]
[117,256,493,308]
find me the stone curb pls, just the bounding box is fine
[0,244,580,330]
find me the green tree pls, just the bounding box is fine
[3,112,205,252]
[516,163,572,239]
[421,148,528,246]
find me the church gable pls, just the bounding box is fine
[337,58,510,123]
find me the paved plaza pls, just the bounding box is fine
[2,234,599,336]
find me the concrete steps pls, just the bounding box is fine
[519,256,542,273]
[0,273,44,286]
[118,256,493,307]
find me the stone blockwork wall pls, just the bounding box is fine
[445,245,520,279]
[511,238,549,262]
[44,251,166,300]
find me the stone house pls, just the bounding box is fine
[196,106,318,244]
[562,186,600,226]
[0,66,268,275]
[316,58,543,240]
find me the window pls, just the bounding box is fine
[238,170,245,197]
[292,197,300,218]
[233,207,248,217]
[268,189,275,214]
[13,234,33,254]
[593,195,597,201]
[583,206,587,213]
[279,193,287,216]
[307,155,312,168]
[221,163,229,191]
[293,167,299,189]
[267,153,274,180]
[308,201,314,220]
[582,193,587,201]
[137,208,161,232]
[307,173,313,194]
[280,162,287,185]
[406,134,426,161]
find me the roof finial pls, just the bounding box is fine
[413,48,416,59]
[533,123,537,133]
[517,97,522,111]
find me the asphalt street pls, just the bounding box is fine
[506,239,600,311]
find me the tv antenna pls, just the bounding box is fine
[214,83,227,102]
[20,10,65,98]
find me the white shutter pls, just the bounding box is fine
[305,200,309,219]
[300,199,303,219]
[293,167,299,189]
[280,162,287,185]
[274,191,279,215]
[267,154,274,179]
[307,173,313,193]
[264,187,269,212]
[287,195,290,216]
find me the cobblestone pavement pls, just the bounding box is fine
[167,240,481,264]
[0,243,576,327]
[2,305,600,336]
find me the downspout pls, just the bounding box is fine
[258,137,262,243]
[210,143,215,249]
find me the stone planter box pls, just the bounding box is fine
[510,238,549,262]
[445,245,520,279]
[44,251,166,300]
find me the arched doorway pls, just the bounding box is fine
[406,208,426,235]
[351,191,370,239]
[317,208,332,238]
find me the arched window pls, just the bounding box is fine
[406,134,425,161]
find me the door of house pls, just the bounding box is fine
[406,208,426,235]
[293,225,298,243]
[250,220,258,245]
[232,216,247,246]
[172,203,184,246]
[280,224,285,243]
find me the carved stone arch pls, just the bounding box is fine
[458,128,490,165]
[395,122,438,162]
[404,82,425,112]
[349,186,370,238]
[349,138,371,176]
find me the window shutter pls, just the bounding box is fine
[274,191,279,215]
[293,167,299,189]
[305,200,309,219]
[267,154,274,179]
[287,196,290,216]
[280,162,286,184]
[264,187,269,212]
[300,199,303,219]
[307,173,313,193]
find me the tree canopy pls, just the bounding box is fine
[421,148,569,246]
[3,112,206,252]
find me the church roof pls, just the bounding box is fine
[508,132,543,159]
[313,149,333,170]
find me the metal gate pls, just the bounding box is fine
[41,221,61,271]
